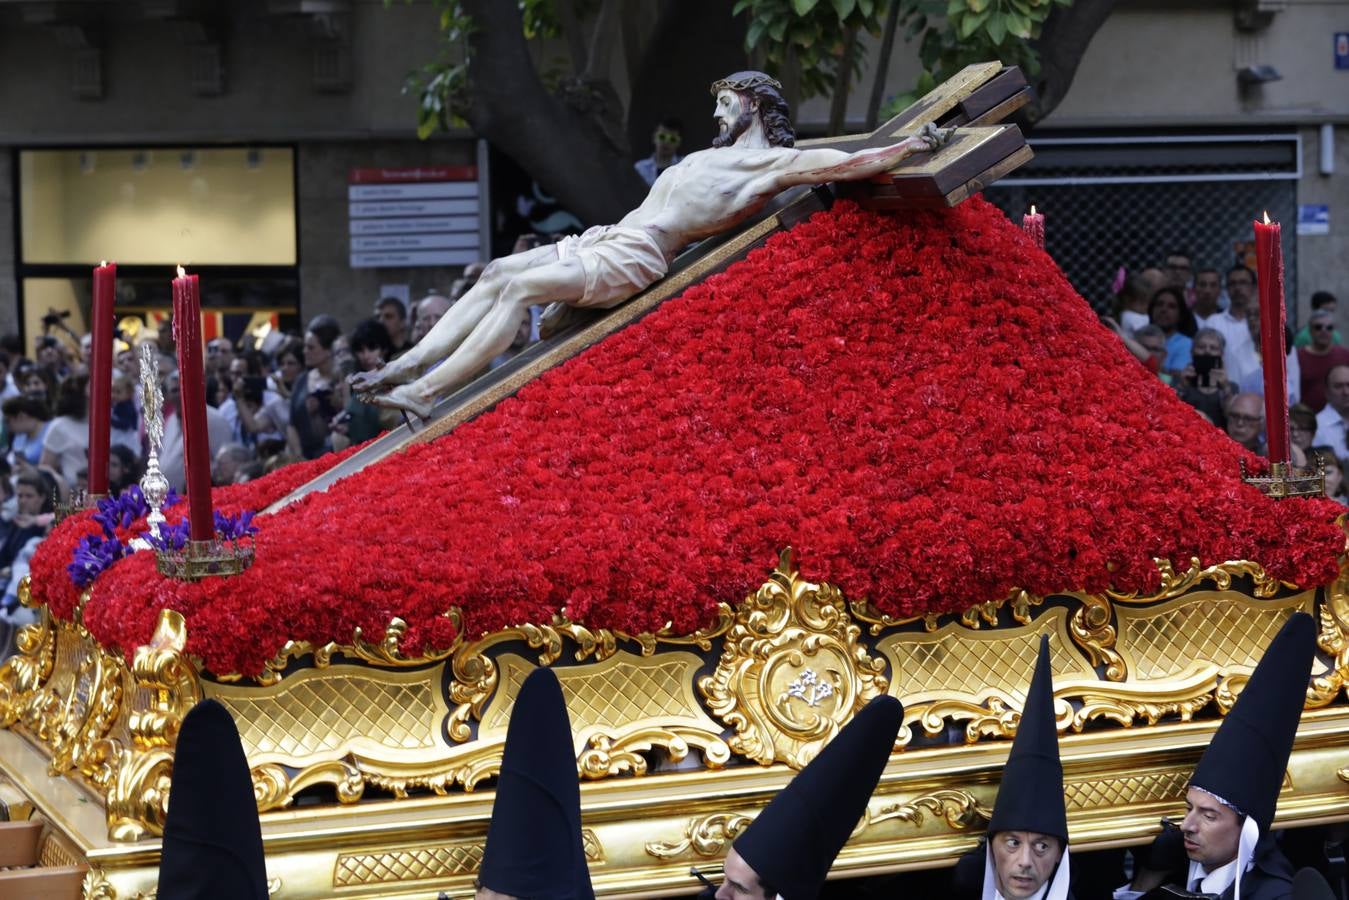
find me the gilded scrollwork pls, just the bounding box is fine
[232,611,466,687]
[1309,566,1349,706]
[1109,558,1285,603]
[1068,592,1125,681]
[107,609,204,840]
[869,789,993,830]
[645,812,754,859]
[46,639,123,790]
[253,759,365,811]
[699,548,889,769]
[0,578,57,729]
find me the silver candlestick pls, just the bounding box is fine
[137,342,170,539]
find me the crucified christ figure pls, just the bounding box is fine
[352,71,951,418]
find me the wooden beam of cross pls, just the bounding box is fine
[799,61,1035,210]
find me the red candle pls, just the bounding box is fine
[171,266,214,541]
[1022,205,1045,249]
[88,261,116,496]
[1253,212,1289,464]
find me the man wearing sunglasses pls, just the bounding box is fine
[1295,310,1349,412]
[635,117,685,187]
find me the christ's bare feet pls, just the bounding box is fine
[367,383,435,420]
[348,360,417,395]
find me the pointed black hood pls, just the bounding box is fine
[733,695,902,899]
[479,667,595,899]
[988,634,1067,842]
[1190,611,1315,833]
[157,699,268,899]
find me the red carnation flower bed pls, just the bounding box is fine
[32,197,1346,678]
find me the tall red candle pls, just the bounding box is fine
[1022,205,1045,249]
[171,266,214,541]
[1253,213,1289,464]
[88,261,116,496]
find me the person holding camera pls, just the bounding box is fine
[220,351,287,450]
[286,318,348,461]
[1176,328,1235,428]
[1295,310,1349,413]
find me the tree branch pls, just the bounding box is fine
[866,1,901,131]
[459,0,646,225]
[554,0,591,77]
[1023,0,1122,126]
[585,0,624,81]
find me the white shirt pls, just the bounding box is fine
[1187,857,1241,894]
[1121,309,1150,335]
[1212,313,1254,367]
[1228,342,1301,404]
[159,405,234,493]
[1314,404,1349,459]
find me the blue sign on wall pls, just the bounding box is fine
[1338,33,1349,70]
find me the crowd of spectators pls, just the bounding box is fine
[1104,248,1347,504]
[0,256,547,650]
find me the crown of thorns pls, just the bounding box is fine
[709,71,783,95]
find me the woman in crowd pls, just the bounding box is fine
[2,396,52,470]
[108,444,143,497]
[286,318,347,461]
[38,373,92,488]
[1289,404,1318,458]
[1308,446,1347,505]
[335,319,399,449]
[19,366,58,411]
[272,340,305,401]
[1147,286,1196,378]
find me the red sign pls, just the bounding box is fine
[348,166,477,184]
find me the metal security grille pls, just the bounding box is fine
[984,133,1301,315]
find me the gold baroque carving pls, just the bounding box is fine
[253,760,364,811]
[699,549,889,768]
[1068,592,1125,681]
[1310,563,1349,706]
[486,652,732,779]
[230,611,465,687]
[869,789,993,830]
[645,812,754,860]
[880,609,1088,745]
[1108,558,1286,603]
[107,609,203,840]
[0,578,59,730]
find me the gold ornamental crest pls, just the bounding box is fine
[698,549,889,769]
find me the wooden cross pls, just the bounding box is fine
[799,61,1035,209]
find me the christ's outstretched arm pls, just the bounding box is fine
[771,123,952,193]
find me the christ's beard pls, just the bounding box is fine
[712,109,755,148]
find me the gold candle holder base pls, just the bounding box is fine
[155,538,255,582]
[1239,459,1326,499]
[53,489,97,525]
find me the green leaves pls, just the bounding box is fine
[734,0,891,102]
[881,0,1075,123]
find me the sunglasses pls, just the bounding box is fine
[1312,323,1335,332]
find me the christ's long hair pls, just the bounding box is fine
[747,83,794,148]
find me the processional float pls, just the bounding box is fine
[0,63,1346,899]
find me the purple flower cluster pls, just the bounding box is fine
[66,488,254,589]
[213,510,258,541]
[68,534,127,588]
[145,521,190,553]
[90,486,180,536]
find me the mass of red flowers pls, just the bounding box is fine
[29,197,1346,678]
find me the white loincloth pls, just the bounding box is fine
[555,225,669,308]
